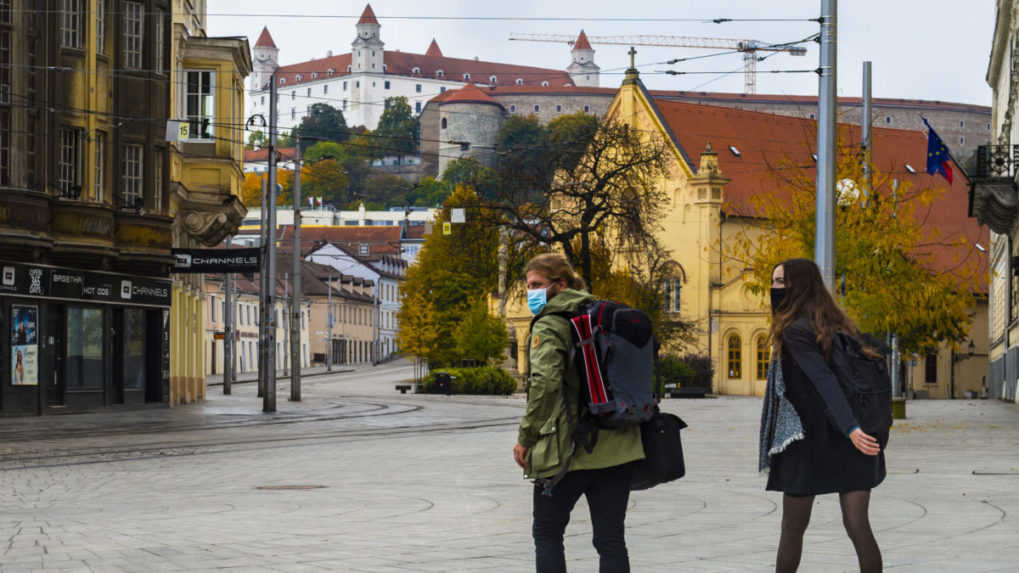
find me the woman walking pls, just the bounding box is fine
[760,258,886,573]
[513,254,645,573]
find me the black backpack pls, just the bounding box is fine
[829,332,893,439]
[555,300,658,429]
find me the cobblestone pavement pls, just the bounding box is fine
[0,361,1016,572]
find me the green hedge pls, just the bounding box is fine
[422,366,518,395]
[655,355,696,396]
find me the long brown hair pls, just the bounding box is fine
[769,258,862,356]
[524,254,587,291]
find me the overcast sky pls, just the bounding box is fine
[208,1,994,106]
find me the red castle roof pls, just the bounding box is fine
[573,30,592,51]
[255,27,276,49]
[358,4,379,26]
[434,83,502,107]
[425,39,443,57]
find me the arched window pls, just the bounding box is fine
[436,69,444,78]
[463,72,470,81]
[515,78,524,86]
[311,72,317,79]
[489,75,497,84]
[756,335,770,380]
[295,74,302,81]
[541,80,550,87]
[346,65,352,72]
[441,117,447,130]
[727,334,742,379]
[279,78,286,85]
[327,68,334,76]
[412,67,421,75]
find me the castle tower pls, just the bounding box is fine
[251,27,279,90]
[352,4,384,73]
[567,30,599,87]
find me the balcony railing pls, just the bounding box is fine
[971,144,1019,234]
[975,144,1019,179]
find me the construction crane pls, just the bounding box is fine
[509,33,808,94]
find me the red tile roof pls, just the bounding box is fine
[279,225,403,255]
[649,97,988,280]
[573,30,592,51]
[274,51,572,88]
[243,147,296,164]
[255,27,276,49]
[434,83,503,107]
[426,39,443,57]
[358,4,379,26]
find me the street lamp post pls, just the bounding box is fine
[291,134,303,401]
[327,272,334,372]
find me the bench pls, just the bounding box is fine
[664,383,708,399]
[395,384,413,394]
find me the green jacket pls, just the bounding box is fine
[518,288,645,479]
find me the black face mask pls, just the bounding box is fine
[770,288,786,313]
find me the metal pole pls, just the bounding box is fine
[283,272,289,375]
[327,272,333,372]
[224,236,234,395]
[861,61,872,197]
[291,134,303,401]
[815,0,837,289]
[264,71,278,413]
[890,333,900,399]
[372,282,379,366]
[258,175,266,398]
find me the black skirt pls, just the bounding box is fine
[766,353,886,496]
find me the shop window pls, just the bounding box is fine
[727,334,742,378]
[123,308,147,389]
[66,307,104,388]
[756,336,770,380]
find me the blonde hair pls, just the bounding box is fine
[525,254,587,291]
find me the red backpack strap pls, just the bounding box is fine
[569,313,609,406]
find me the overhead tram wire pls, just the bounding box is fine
[6,7,819,24]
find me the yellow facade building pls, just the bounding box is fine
[504,68,988,399]
[167,1,251,405]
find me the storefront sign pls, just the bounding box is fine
[10,305,38,386]
[172,248,261,274]
[0,262,171,308]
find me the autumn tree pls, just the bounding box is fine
[454,297,511,365]
[397,186,516,366]
[729,140,982,353]
[240,172,264,207]
[484,113,670,288]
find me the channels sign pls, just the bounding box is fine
[172,248,261,274]
[0,262,171,308]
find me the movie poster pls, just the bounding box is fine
[11,305,38,386]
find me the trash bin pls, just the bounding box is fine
[435,372,453,396]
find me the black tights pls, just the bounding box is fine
[776,491,882,573]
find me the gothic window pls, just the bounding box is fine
[756,336,770,380]
[662,278,681,313]
[727,334,742,379]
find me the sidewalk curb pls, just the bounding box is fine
[207,368,355,388]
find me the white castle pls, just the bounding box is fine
[247,4,599,133]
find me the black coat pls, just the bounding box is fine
[766,320,886,496]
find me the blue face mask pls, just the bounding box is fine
[527,287,549,315]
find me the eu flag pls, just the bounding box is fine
[923,118,954,184]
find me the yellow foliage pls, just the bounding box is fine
[728,138,981,353]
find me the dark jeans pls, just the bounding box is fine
[532,463,633,573]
